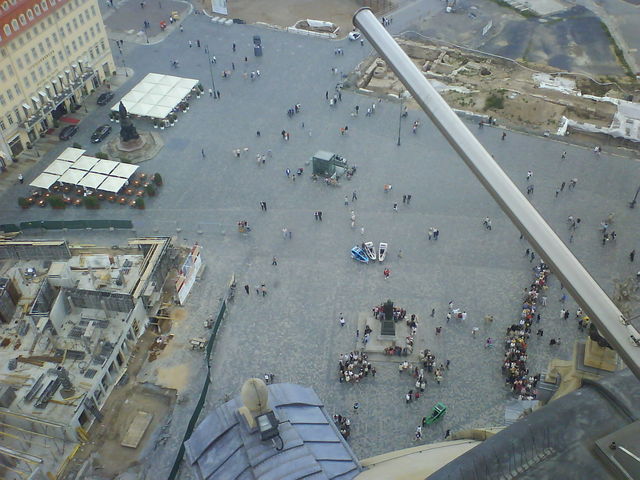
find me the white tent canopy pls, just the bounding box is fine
[78,172,108,190]
[110,73,199,119]
[111,163,138,179]
[98,176,128,193]
[29,172,60,189]
[59,168,87,185]
[91,159,119,175]
[73,155,99,171]
[43,160,72,175]
[57,147,85,162]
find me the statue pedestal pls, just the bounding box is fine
[584,337,618,372]
[118,136,145,152]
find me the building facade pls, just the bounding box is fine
[0,0,115,165]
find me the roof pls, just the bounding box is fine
[313,151,336,161]
[110,73,199,119]
[427,369,640,480]
[29,172,58,189]
[57,147,85,162]
[184,383,361,480]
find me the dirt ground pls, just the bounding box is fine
[62,330,177,479]
[357,38,628,137]
[197,0,389,38]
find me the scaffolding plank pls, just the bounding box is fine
[121,411,153,448]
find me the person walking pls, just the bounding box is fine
[188,40,192,48]
[272,256,277,266]
[201,148,206,159]
[631,250,636,262]
[339,313,345,327]
[352,191,358,201]
[244,284,250,295]
[344,195,349,206]
[18,173,23,184]
[501,132,506,141]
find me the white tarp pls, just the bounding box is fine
[59,168,87,185]
[111,73,199,119]
[111,163,139,179]
[44,160,72,175]
[98,176,128,193]
[29,172,60,189]
[73,155,99,171]
[307,19,336,29]
[57,147,85,162]
[78,172,108,189]
[91,159,119,175]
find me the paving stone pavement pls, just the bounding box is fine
[2,11,639,479]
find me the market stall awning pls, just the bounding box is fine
[43,160,72,176]
[77,172,108,190]
[59,168,87,185]
[57,147,85,162]
[90,159,119,175]
[98,176,128,193]
[29,172,60,189]
[73,155,99,171]
[111,163,139,179]
[110,72,199,119]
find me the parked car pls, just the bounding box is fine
[348,31,361,41]
[97,92,114,106]
[59,125,79,141]
[91,124,112,143]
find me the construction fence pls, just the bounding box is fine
[0,219,133,233]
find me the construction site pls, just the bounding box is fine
[353,38,640,152]
[0,237,178,480]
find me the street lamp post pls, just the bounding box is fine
[629,184,640,209]
[206,44,217,99]
[397,91,407,146]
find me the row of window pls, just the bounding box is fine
[2,2,97,41]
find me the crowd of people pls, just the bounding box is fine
[502,261,551,399]
[333,414,351,439]
[338,351,376,383]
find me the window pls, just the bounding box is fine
[34,4,40,14]
[52,32,57,42]
[39,42,44,54]
[84,31,88,42]
[58,51,63,62]
[51,55,57,66]
[41,0,48,10]
[6,113,13,125]
[89,48,93,59]
[64,46,70,56]
[31,47,37,59]
[72,18,77,29]
[14,84,19,95]
[71,40,76,52]
[6,88,13,100]
[78,36,83,46]
[89,26,94,37]
[24,52,30,64]
[0,69,5,82]
[79,12,84,24]
[3,25,10,36]
[45,60,50,72]
[19,14,26,26]
[45,38,51,49]
[18,37,23,46]
[91,5,96,16]
[30,71,37,82]
[11,19,18,31]
[26,31,31,41]
[23,76,30,87]
[0,119,5,130]
[66,22,71,34]
[27,9,33,20]
[85,10,90,22]
[6,65,13,76]
[16,58,23,69]
[14,108,20,122]
[50,0,56,6]
[0,94,5,105]
[1,2,8,11]
[38,66,43,78]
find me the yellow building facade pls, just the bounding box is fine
[0,0,115,165]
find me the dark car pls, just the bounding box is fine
[59,125,79,141]
[91,124,112,143]
[96,92,114,106]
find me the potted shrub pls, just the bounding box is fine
[49,195,65,209]
[72,142,83,149]
[95,152,109,160]
[152,173,163,186]
[145,185,156,197]
[84,196,100,209]
[135,198,145,209]
[18,197,30,209]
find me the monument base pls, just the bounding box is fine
[118,135,145,152]
[105,131,164,164]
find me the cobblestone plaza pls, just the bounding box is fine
[2,9,639,478]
